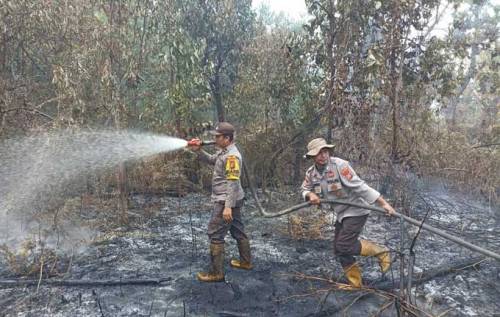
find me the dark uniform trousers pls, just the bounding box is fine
[208,199,248,244]
[333,215,368,268]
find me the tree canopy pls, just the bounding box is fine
[1,0,498,202]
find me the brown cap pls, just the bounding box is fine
[210,122,235,136]
[305,138,334,157]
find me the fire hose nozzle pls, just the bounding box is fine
[187,138,215,146]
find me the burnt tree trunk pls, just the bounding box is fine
[325,0,336,143]
[210,53,225,123]
[389,3,402,161]
[109,0,128,224]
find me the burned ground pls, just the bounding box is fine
[0,181,499,317]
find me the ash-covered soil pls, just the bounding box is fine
[0,181,499,317]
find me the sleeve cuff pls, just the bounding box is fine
[302,191,311,201]
[225,200,236,208]
[366,189,381,205]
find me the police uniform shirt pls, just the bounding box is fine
[301,157,380,223]
[199,143,245,208]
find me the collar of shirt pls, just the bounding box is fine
[226,143,236,152]
[222,143,236,153]
[315,164,326,175]
[217,143,235,156]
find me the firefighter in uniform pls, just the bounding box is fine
[301,138,395,288]
[188,122,252,282]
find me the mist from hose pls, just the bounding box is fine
[0,130,187,249]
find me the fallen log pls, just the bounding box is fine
[0,276,172,288]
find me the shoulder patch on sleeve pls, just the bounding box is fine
[225,155,240,180]
[340,165,353,181]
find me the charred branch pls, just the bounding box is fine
[0,277,173,288]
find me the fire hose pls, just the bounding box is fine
[263,199,500,261]
[187,139,215,146]
[187,139,500,262]
[241,162,500,262]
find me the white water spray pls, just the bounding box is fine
[0,130,188,248]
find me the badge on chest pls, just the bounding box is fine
[328,182,342,192]
[313,182,322,195]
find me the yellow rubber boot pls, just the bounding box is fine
[197,243,225,282]
[339,263,362,289]
[360,240,391,273]
[230,239,253,270]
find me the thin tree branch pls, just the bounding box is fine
[472,143,500,149]
[422,2,451,40]
[0,107,54,120]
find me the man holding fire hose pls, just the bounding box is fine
[301,138,396,288]
[188,122,252,282]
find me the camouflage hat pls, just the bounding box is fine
[210,122,235,136]
[305,138,334,157]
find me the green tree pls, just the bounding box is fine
[178,0,255,122]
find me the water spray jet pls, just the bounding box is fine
[0,130,197,251]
